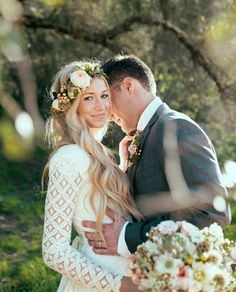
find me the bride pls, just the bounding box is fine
[42,60,141,291]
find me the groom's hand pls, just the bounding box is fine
[82,208,125,255]
[120,277,139,292]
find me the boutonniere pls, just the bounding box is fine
[128,130,142,165]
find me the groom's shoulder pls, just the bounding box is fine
[152,105,205,138]
[156,104,197,128]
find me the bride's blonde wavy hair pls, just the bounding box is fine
[43,60,142,236]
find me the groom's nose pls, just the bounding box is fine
[110,113,121,124]
[109,113,115,122]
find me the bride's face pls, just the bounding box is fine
[77,77,111,128]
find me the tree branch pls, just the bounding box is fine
[160,0,170,20]
[107,15,233,102]
[21,13,233,102]
[21,14,127,53]
[159,21,229,98]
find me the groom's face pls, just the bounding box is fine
[109,83,136,133]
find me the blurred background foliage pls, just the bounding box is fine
[0,0,236,291]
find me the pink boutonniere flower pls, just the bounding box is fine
[128,130,142,165]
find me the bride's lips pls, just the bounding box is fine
[91,113,106,119]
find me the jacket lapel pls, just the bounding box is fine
[126,103,169,185]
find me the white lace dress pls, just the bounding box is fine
[42,145,130,292]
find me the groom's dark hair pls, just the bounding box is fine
[102,54,156,92]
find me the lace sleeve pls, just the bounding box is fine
[42,154,122,292]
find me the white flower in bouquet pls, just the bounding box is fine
[230,246,236,261]
[157,220,179,235]
[184,239,196,256]
[208,222,224,238]
[187,279,202,292]
[172,232,196,255]
[175,265,194,290]
[156,253,182,276]
[202,222,224,246]
[145,240,159,255]
[210,224,225,243]
[180,221,199,236]
[192,262,213,285]
[204,249,223,264]
[179,220,204,244]
[129,220,236,291]
[209,267,232,289]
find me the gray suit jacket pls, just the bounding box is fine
[125,103,231,253]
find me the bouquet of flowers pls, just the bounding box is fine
[129,221,236,291]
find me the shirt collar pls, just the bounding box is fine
[137,96,162,131]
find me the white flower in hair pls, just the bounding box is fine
[51,99,61,111]
[70,69,92,88]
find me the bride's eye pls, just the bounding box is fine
[101,94,109,99]
[84,96,93,101]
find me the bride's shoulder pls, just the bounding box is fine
[54,144,86,157]
[49,144,90,172]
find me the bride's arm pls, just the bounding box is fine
[42,154,122,292]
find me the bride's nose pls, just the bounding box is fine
[94,98,105,111]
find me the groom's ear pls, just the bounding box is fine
[123,77,135,95]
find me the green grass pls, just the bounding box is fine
[0,149,236,292]
[0,149,60,292]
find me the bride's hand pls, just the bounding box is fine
[119,135,133,169]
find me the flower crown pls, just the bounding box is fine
[51,63,106,113]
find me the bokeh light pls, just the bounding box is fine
[225,160,236,184]
[222,173,235,188]
[0,0,23,22]
[15,112,34,139]
[41,0,65,8]
[213,195,227,212]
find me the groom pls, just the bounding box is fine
[83,55,231,287]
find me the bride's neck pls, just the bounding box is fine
[89,128,104,142]
[90,128,99,136]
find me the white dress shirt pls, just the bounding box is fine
[117,96,163,257]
